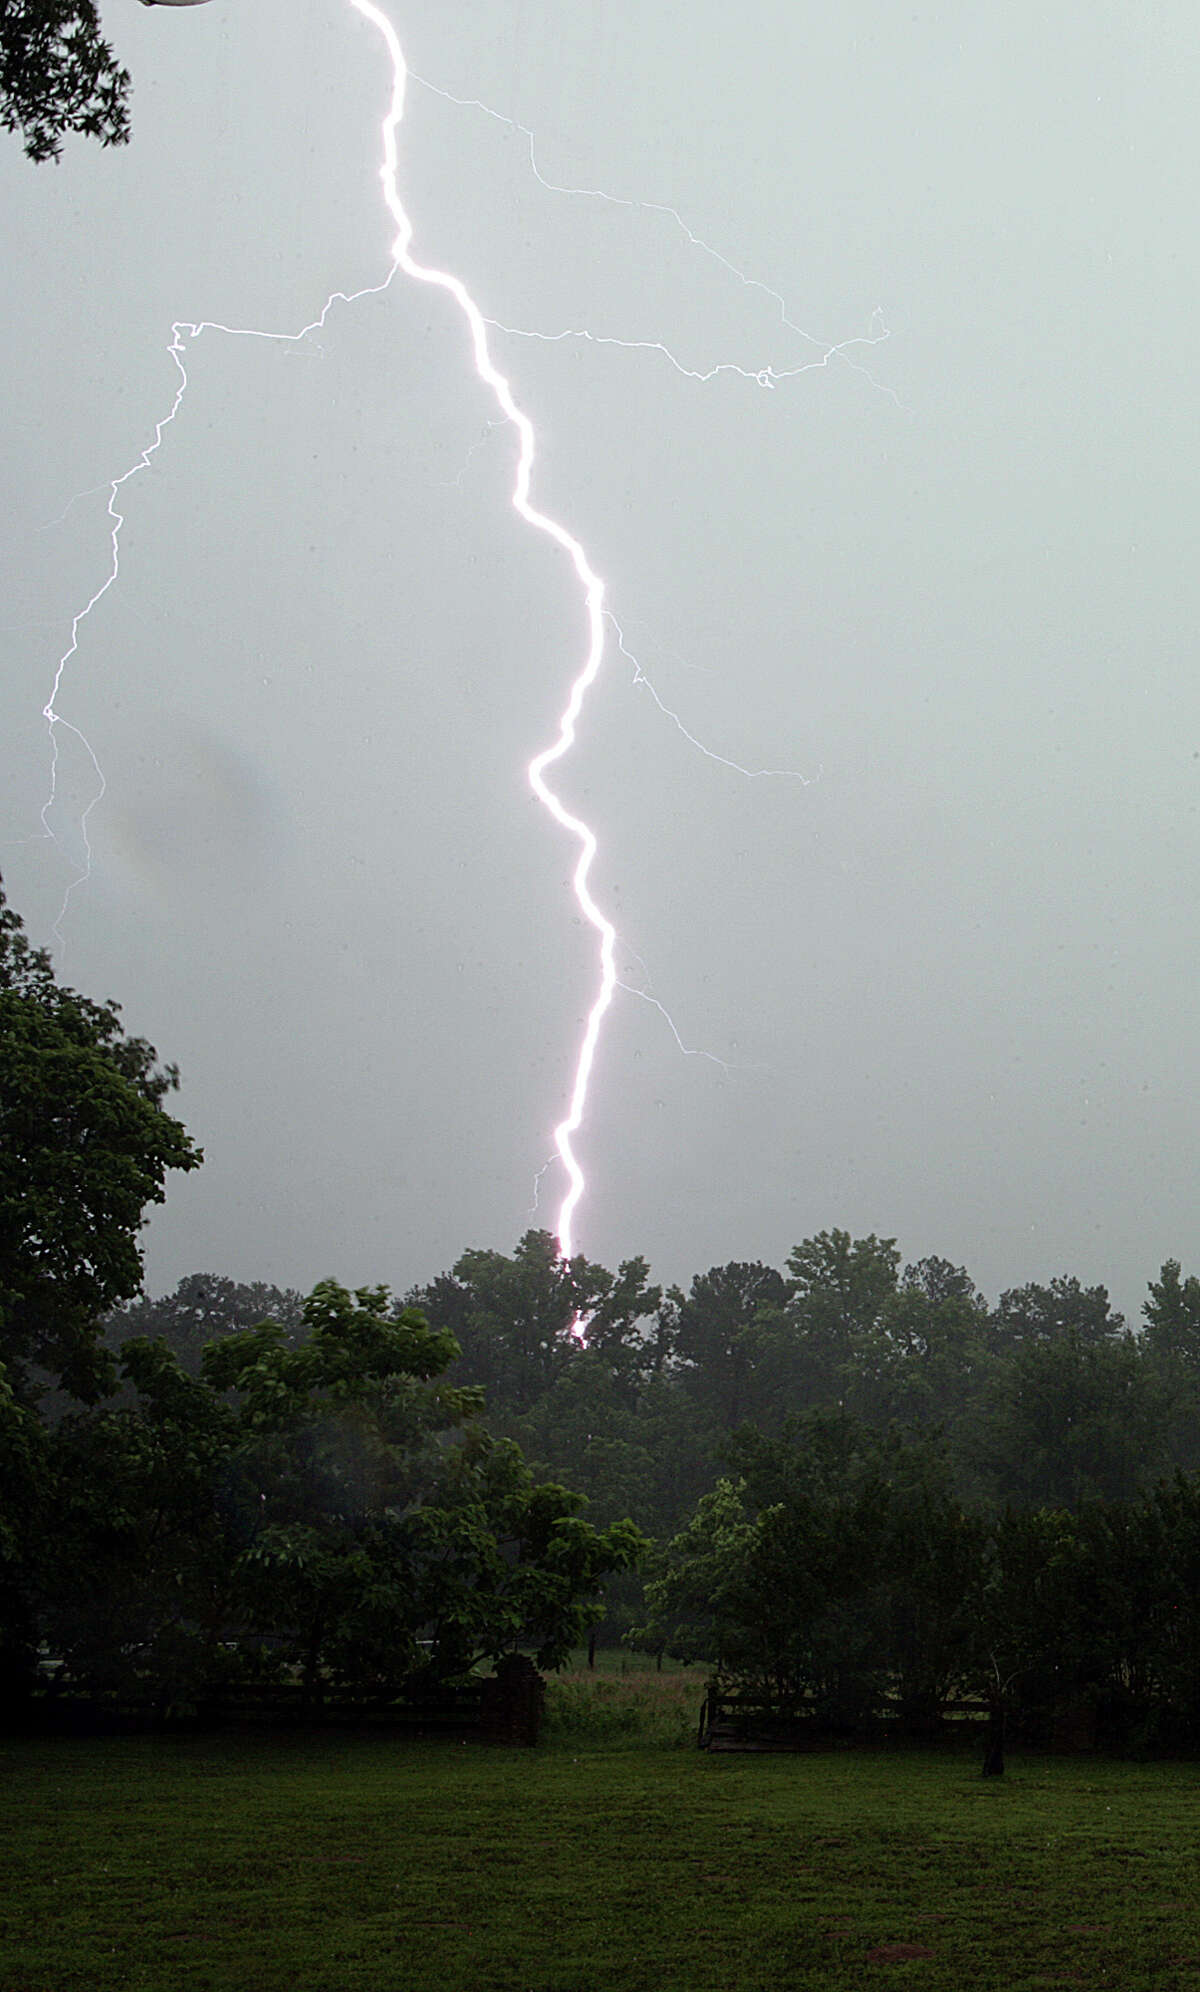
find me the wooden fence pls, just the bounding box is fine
[697,1684,993,1752]
[23,1655,546,1745]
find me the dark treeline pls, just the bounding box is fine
[647,1422,1200,1752]
[7,1276,641,1721]
[7,867,1200,1745]
[406,1226,1200,1533]
[0,884,638,1720]
[398,1229,1200,1748]
[109,1229,1200,1747]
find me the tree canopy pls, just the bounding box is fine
[0,879,201,1401]
[1,0,131,161]
[32,1280,643,1712]
[9,853,1200,1742]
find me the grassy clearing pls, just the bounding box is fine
[545,1658,702,1748]
[5,1717,1200,1990]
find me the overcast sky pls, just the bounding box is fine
[3,0,1199,1320]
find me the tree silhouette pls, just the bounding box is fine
[1,0,131,162]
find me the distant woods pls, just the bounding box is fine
[407,1226,1200,1531]
[405,1229,1200,1748]
[89,1229,1200,1747]
[1,880,640,1719]
[6,865,1200,1744]
[113,1228,1200,1543]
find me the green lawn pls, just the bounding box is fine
[4,1713,1200,1990]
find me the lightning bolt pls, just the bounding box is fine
[342,0,617,1260]
[606,611,818,783]
[33,1,891,1263]
[39,268,399,943]
[410,70,897,403]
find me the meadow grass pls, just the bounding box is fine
[4,1698,1200,1990]
[544,1656,702,1748]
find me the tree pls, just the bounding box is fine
[1143,1260,1200,1367]
[414,1230,659,1417]
[1131,1475,1200,1739]
[986,1277,1124,1356]
[1142,1261,1200,1470]
[40,1332,237,1711]
[647,1414,984,1730]
[666,1261,790,1429]
[510,1351,660,1525]
[401,1425,643,1683]
[0,881,201,1401]
[0,1366,48,1704]
[762,1230,902,1418]
[107,1273,306,1378]
[638,1476,757,1669]
[873,1257,989,1430]
[787,1229,900,1337]
[39,1280,643,1712]
[1,0,131,162]
[979,1329,1168,1509]
[725,1414,986,1724]
[198,1280,473,1707]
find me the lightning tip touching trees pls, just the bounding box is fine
[347,0,618,1263]
[28,0,886,1276]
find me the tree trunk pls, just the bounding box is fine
[301,1614,325,1723]
[981,1700,1005,1777]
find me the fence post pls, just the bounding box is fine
[481,1654,546,1746]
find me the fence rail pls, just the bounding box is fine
[22,1656,546,1745]
[697,1686,993,1752]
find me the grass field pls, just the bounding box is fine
[5,1672,1200,1990]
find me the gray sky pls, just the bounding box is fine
[3,0,1199,1322]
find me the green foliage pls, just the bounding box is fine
[1144,1259,1200,1367]
[869,1256,989,1429]
[1142,1261,1200,1470]
[638,1475,757,1667]
[646,1419,986,1725]
[0,0,131,161]
[987,1274,1125,1353]
[666,1260,790,1427]
[787,1227,902,1336]
[416,1231,1200,1686]
[29,1279,642,1713]
[645,1409,1200,1746]
[0,1362,48,1697]
[107,1273,306,1377]
[7,903,1200,1755]
[0,881,201,1402]
[40,1341,236,1710]
[415,1228,660,1416]
[981,1328,1169,1508]
[409,1428,644,1675]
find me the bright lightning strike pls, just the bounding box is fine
[344,2,617,1261]
[35,2,891,1267]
